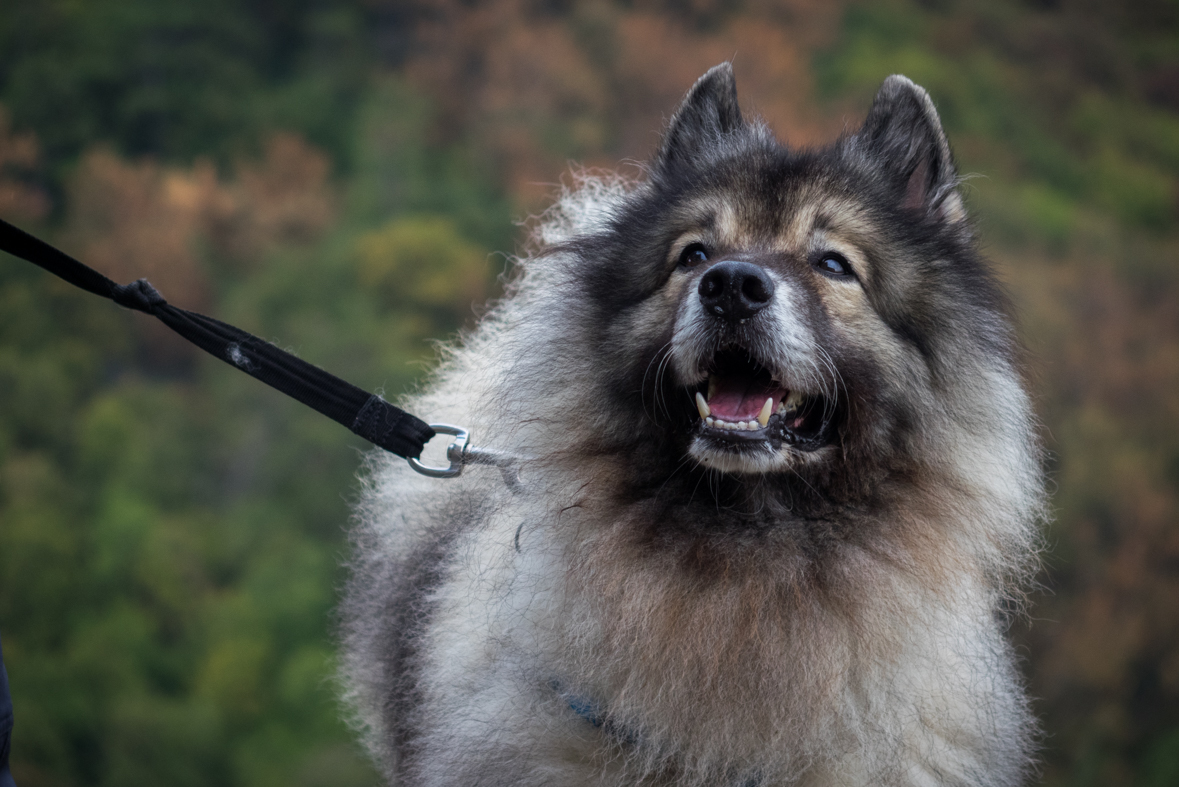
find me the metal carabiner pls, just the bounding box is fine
[407,424,524,492]
[407,424,469,478]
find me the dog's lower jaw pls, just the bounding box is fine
[687,434,832,474]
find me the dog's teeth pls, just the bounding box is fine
[707,376,717,400]
[786,390,804,408]
[695,392,711,419]
[757,398,773,427]
[706,417,715,428]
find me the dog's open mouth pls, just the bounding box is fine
[691,349,838,451]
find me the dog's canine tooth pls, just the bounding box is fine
[758,398,773,427]
[785,390,804,408]
[695,391,711,419]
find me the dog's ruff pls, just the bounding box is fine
[342,64,1046,787]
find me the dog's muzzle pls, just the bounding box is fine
[678,261,840,457]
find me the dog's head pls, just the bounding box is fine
[563,64,1012,499]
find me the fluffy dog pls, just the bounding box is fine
[342,64,1046,787]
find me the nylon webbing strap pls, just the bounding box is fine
[0,217,435,459]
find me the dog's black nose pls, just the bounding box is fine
[698,261,775,321]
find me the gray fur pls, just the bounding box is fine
[341,64,1046,786]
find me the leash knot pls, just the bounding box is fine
[112,278,167,314]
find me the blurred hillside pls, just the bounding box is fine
[0,1,1177,785]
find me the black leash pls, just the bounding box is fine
[0,217,529,784]
[0,216,436,459]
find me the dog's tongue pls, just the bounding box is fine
[709,375,788,421]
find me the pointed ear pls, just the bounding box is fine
[855,75,965,223]
[654,63,744,177]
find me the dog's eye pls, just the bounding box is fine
[815,252,853,279]
[678,243,710,267]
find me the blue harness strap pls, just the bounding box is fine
[553,680,760,786]
[0,632,16,787]
[565,693,605,728]
[552,679,606,729]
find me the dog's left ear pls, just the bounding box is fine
[654,63,744,178]
[855,76,965,223]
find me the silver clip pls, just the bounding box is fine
[407,423,524,492]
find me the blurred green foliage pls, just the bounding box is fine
[0,4,506,784]
[0,0,371,182]
[0,1,1177,785]
[816,0,1179,238]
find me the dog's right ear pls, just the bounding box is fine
[854,75,965,223]
[654,63,744,178]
